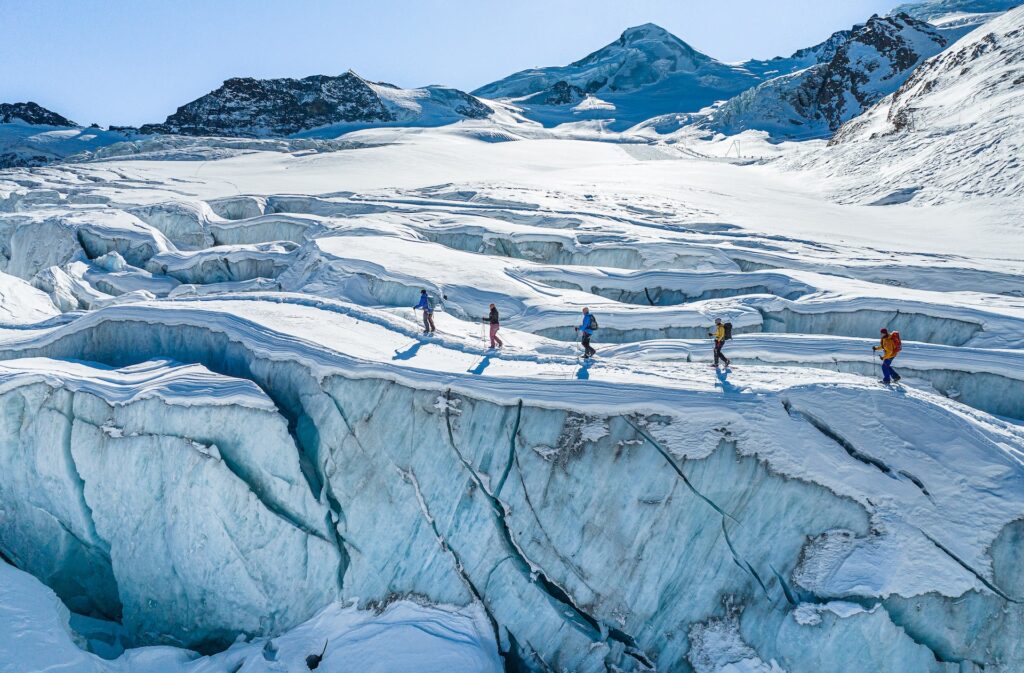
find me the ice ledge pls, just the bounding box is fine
[0,357,278,411]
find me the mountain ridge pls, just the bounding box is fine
[472,23,761,129]
[140,70,492,138]
[692,13,947,140]
[0,102,77,127]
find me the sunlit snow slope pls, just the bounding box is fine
[801,5,1024,204]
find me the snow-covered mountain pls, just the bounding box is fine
[787,4,1024,204]
[741,27,856,80]
[697,14,947,140]
[0,102,133,169]
[473,23,761,129]
[893,0,1023,38]
[140,71,493,137]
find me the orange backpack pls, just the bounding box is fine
[890,331,902,354]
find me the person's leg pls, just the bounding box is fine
[427,311,436,332]
[881,358,893,382]
[719,341,730,366]
[422,310,430,333]
[891,360,901,381]
[492,324,503,347]
[582,333,594,357]
[713,341,722,366]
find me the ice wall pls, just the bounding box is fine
[0,311,1019,671]
[0,359,343,651]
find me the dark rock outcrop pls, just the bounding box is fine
[0,102,77,127]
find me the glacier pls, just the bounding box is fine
[0,7,1023,670]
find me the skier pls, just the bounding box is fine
[413,289,436,334]
[872,328,902,384]
[574,307,597,359]
[482,303,503,349]
[708,317,731,368]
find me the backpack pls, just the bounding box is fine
[890,331,902,354]
[426,296,436,312]
[589,315,599,330]
[723,322,733,340]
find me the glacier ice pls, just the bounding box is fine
[0,560,501,673]
[0,294,1018,670]
[0,358,343,650]
[0,100,1022,672]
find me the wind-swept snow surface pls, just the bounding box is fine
[0,86,1021,673]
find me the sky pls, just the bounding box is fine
[1,0,904,127]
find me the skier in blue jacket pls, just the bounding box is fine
[574,307,596,358]
[413,289,436,333]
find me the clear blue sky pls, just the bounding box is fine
[1,0,903,126]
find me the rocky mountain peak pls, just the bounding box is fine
[699,10,947,139]
[138,71,395,137]
[0,102,77,127]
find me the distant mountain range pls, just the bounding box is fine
[1,0,1019,163]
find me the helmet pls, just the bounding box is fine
[715,318,722,324]
[880,328,888,334]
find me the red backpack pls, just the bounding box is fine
[890,331,902,354]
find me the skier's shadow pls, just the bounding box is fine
[576,361,592,380]
[392,340,424,361]
[468,355,492,375]
[714,367,741,394]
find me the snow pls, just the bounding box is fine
[1,32,1022,670]
[0,271,59,324]
[0,123,131,169]
[0,561,501,673]
[893,0,1023,39]
[692,14,948,141]
[473,23,761,130]
[782,6,1024,205]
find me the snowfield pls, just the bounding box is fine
[0,7,1022,673]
